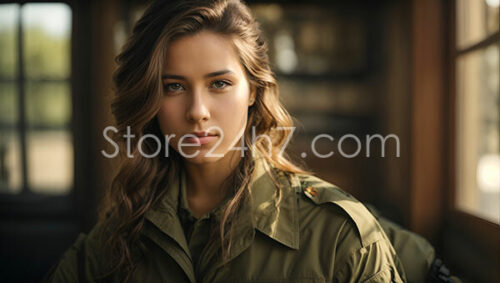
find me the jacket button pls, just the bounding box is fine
[305,186,318,197]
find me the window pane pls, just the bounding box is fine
[0,5,21,194]
[0,83,18,126]
[25,82,71,128]
[22,4,73,195]
[0,4,19,79]
[0,131,22,194]
[22,3,71,79]
[25,81,72,194]
[456,0,499,49]
[456,44,500,224]
[0,82,21,194]
[27,130,72,194]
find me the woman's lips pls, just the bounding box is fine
[184,135,218,145]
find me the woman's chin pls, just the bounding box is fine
[179,151,226,165]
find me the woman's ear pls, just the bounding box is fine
[249,84,257,106]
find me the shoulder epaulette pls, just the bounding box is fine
[294,173,382,247]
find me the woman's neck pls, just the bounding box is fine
[182,150,242,217]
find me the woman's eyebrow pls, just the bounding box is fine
[204,70,235,78]
[161,69,235,80]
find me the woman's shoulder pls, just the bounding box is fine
[43,222,110,282]
[289,172,391,249]
[287,172,406,281]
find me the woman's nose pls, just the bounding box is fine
[185,89,210,123]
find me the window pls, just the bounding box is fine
[454,0,499,224]
[0,3,73,196]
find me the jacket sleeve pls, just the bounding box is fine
[333,238,406,283]
[365,204,464,283]
[43,233,86,282]
[295,173,407,282]
[330,216,406,283]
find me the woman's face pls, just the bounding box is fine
[157,30,255,164]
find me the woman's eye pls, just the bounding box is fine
[211,80,231,89]
[164,83,184,93]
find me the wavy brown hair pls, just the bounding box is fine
[97,0,309,281]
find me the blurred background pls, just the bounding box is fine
[0,0,498,282]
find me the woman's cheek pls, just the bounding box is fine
[157,109,179,136]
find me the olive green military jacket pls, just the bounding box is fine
[47,154,407,282]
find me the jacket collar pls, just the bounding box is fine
[143,149,300,261]
[248,150,300,250]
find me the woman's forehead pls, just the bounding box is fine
[163,31,244,77]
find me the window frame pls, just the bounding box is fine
[0,0,76,217]
[446,0,500,268]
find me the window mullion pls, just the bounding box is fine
[456,31,500,57]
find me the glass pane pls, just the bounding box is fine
[22,3,71,79]
[251,4,366,74]
[456,44,500,224]
[0,82,21,194]
[27,130,72,194]
[456,0,499,49]
[0,83,18,126]
[25,82,71,128]
[0,4,19,78]
[0,131,22,194]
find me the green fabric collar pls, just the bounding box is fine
[248,151,300,250]
[144,149,300,261]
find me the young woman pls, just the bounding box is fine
[46,0,406,282]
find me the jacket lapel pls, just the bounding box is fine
[250,152,300,250]
[141,150,300,282]
[200,151,300,282]
[142,168,196,282]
